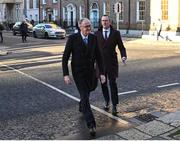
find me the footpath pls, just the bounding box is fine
[96,110,180,140]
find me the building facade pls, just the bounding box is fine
[1,0,180,35]
[0,0,24,24]
[25,0,39,24]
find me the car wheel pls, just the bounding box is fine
[33,31,37,38]
[44,32,49,39]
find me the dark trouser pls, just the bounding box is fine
[74,76,96,128]
[157,30,163,40]
[101,73,118,106]
[0,32,3,43]
[21,32,27,42]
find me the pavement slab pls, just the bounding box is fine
[95,134,124,140]
[117,128,151,140]
[157,110,180,127]
[136,120,174,136]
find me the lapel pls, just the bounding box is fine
[108,29,113,40]
[77,33,87,49]
[77,32,91,55]
[99,29,113,43]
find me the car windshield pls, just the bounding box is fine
[45,24,60,29]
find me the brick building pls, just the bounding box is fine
[59,0,180,35]
[1,0,180,35]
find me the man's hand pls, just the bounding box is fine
[122,57,127,65]
[100,75,106,84]
[64,75,71,85]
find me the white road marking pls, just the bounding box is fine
[1,64,129,125]
[157,83,180,88]
[118,90,138,96]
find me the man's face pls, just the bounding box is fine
[80,20,91,36]
[101,16,110,29]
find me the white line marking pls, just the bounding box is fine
[118,90,138,96]
[1,64,129,125]
[157,83,180,88]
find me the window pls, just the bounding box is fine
[137,0,145,21]
[36,0,39,9]
[43,9,46,20]
[161,0,168,20]
[30,0,33,9]
[53,9,58,20]
[79,6,85,19]
[52,0,58,3]
[43,0,46,4]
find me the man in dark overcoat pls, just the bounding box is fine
[20,21,28,42]
[95,15,127,116]
[0,23,4,43]
[62,18,105,136]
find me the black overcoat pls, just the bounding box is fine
[95,28,127,78]
[62,32,104,91]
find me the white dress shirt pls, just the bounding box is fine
[102,28,110,39]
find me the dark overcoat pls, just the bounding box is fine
[95,27,127,78]
[62,32,104,92]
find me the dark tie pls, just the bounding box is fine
[83,38,88,45]
[104,31,108,40]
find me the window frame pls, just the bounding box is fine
[161,0,168,20]
[136,0,146,22]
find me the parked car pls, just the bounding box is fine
[33,23,66,39]
[12,22,33,36]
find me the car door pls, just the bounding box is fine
[36,25,43,37]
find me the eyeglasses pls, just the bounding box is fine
[101,20,109,22]
[82,25,91,28]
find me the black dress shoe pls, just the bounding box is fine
[112,106,118,116]
[89,126,96,136]
[103,102,110,111]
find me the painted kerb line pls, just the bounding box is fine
[157,83,179,88]
[118,90,138,96]
[1,64,129,125]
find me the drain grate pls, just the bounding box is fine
[134,113,158,122]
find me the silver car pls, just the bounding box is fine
[33,23,66,39]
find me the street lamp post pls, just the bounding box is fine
[127,0,130,34]
[38,0,41,23]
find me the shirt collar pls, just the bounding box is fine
[80,32,88,39]
[103,28,110,32]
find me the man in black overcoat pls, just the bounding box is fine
[20,21,28,42]
[95,15,127,116]
[62,18,106,136]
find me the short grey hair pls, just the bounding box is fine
[78,18,91,27]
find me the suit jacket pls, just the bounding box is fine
[95,27,127,78]
[62,32,104,91]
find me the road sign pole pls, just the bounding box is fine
[116,13,119,30]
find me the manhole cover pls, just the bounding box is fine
[134,113,157,122]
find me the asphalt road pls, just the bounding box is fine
[0,32,180,139]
